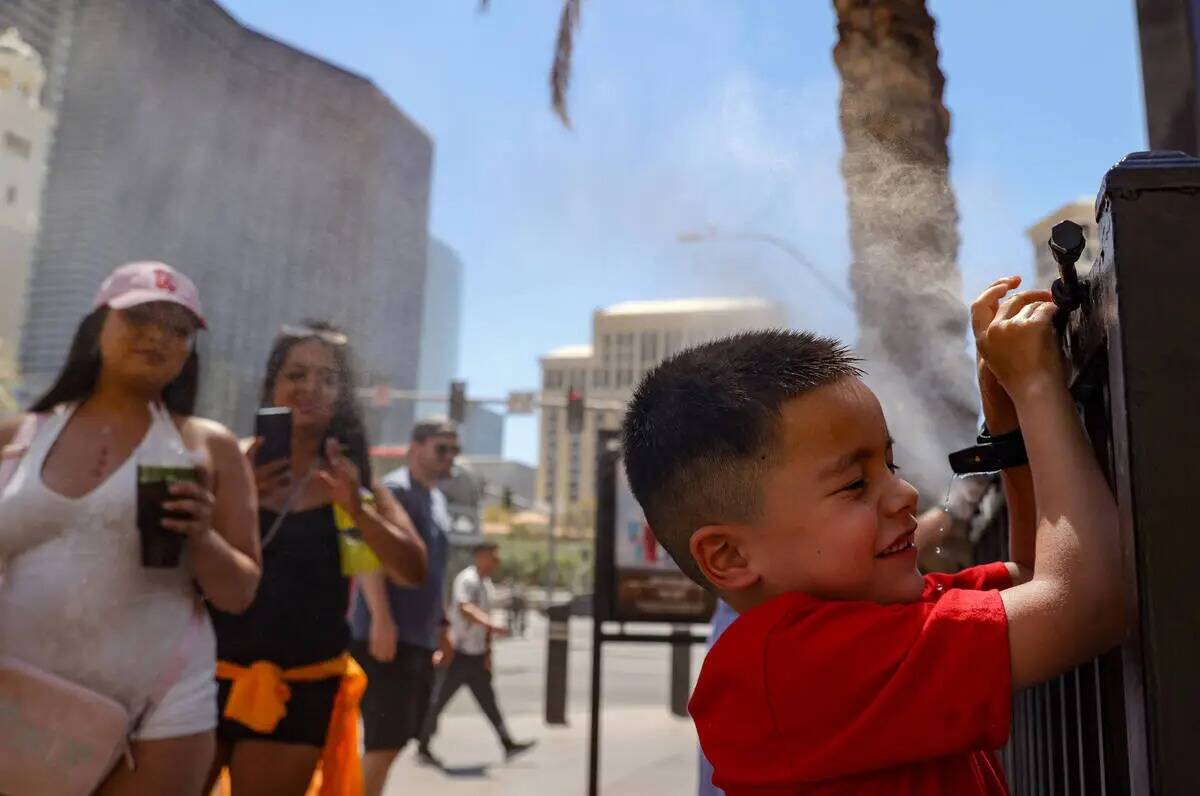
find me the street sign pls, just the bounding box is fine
[506,390,535,415]
[594,431,714,624]
[609,461,713,623]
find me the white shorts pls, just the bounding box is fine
[132,620,218,741]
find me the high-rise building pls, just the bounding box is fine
[461,403,503,456]
[412,236,463,429]
[15,0,433,442]
[0,26,52,397]
[382,235,503,453]
[537,298,785,517]
[0,1,74,112]
[537,343,591,516]
[1027,198,1100,288]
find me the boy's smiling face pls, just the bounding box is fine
[738,376,924,605]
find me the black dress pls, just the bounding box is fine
[209,506,350,747]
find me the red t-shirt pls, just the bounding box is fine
[691,563,1013,795]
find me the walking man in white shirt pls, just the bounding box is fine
[417,542,536,766]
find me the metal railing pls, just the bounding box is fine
[973,509,1129,795]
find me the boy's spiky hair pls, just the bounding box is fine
[622,330,862,588]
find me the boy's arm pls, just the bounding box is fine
[971,276,1038,582]
[1000,465,1036,585]
[982,365,1036,581]
[979,293,1125,691]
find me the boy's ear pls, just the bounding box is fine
[690,525,759,592]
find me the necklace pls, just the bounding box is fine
[91,426,113,480]
[261,465,318,550]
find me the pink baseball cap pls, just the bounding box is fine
[93,261,207,328]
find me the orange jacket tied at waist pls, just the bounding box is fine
[215,654,367,796]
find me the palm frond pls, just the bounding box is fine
[550,0,582,128]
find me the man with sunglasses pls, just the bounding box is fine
[351,419,462,796]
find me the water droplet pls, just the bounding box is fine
[941,473,963,513]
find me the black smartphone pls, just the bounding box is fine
[254,407,293,466]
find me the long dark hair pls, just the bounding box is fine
[259,319,372,485]
[30,307,200,415]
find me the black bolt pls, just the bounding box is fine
[1050,220,1085,265]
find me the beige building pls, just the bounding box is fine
[1027,198,1100,288]
[537,298,786,519]
[0,27,52,400]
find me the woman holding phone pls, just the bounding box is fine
[0,262,262,795]
[207,320,427,795]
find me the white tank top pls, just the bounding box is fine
[0,403,215,716]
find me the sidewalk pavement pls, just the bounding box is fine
[376,610,706,795]
[382,707,700,795]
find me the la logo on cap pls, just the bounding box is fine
[93,261,208,329]
[154,269,178,293]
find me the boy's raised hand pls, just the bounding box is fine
[970,277,1023,433]
[973,280,1061,400]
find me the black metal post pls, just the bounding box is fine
[669,625,691,718]
[970,152,1200,794]
[588,430,621,796]
[587,614,603,796]
[1094,151,1200,793]
[1136,0,1200,154]
[544,602,570,725]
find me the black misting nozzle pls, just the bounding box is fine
[1049,220,1089,330]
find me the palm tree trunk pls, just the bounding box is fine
[833,0,976,472]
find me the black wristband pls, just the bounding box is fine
[948,427,1028,474]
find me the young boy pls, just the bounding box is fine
[621,277,1125,795]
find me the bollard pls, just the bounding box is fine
[669,625,690,718]
[544,602,571,725]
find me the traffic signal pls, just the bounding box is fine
[566,388,585,434]
[449,380,467,423]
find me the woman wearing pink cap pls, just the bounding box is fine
[0,262,262,795]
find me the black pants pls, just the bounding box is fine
[418,651,511,748]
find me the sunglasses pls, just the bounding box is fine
[280,324,349,346]
[121,303,199,339]
[435,444,461,457]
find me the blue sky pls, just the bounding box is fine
[222,0,1145,465]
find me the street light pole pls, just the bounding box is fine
[546,482,557,605]
[677,228,855,309]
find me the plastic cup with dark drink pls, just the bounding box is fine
[135,410,202,574]
[137,465,199,568]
